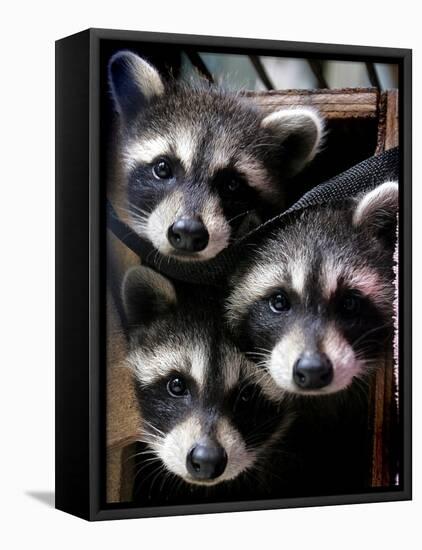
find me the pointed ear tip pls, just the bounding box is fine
[109,49,136,65]
[353,180,399,227]
[380,180,399,194]
[108,50,129,73]
[369,180,399,205]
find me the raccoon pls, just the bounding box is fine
[226,181,399,396]
[108,51,323,262]
[121,265,293,502]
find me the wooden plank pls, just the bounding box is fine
[370,89,399,488]
[385,90,399,150]
[376,90,399,154]
[106,284,141,503]
[245,88,379,119]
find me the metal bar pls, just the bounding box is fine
[365,62,382,89]
[249,55,275,90]
[185,51,214,83]
[308,60,329,89]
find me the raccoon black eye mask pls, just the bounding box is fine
[122,265,291,487]
[108,50,323,262]
[226,181,399,397]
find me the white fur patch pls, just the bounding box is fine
[175,128,196,171]
[123,128,196,171]
[222,348,244,391]
[235,155,281,201]
[128,341,209,389]
[320,324,364,393]
[348,269,385,303]
[321,258,392,312]
[200,194,231,260]
[128,346,183,386]
[290,257,307,297]
[268,326,305,393]
[123,136,170,168]
[226,262,287,328]
[156,416,202,481]
[190,346,208,390]
[320,258,341,299]
[144,191,185,256]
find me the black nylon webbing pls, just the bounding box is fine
[107,147,399,286]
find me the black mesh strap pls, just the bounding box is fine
[107,147,399,286]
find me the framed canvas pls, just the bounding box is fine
[55,28,412,521]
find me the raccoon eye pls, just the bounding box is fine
[215,170,245,197]
[152,159,172,180]
[341,293,362,316]
[167,376,188,397]
[226,176,242,193]
[269,291,291,313]
[239,386,253,403]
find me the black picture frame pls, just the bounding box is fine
[55,28,412,521]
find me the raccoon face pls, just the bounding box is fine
[109,51,323,261]
[122,266,289,486]
[226,182,399,396]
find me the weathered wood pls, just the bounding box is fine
[370,89,399,488]
[246,88,379,119]
[385,90,399,150]
[106,280,141,503]
[376,90,399,154]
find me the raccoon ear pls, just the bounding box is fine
[108,51,164,121]
[122,266,177,327]
[353,181,399,246]
[261,108,324,176]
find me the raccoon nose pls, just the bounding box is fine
[293,353,333,390]
[167,216,209,253]
[186,441,228,480]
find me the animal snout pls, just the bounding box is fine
[293,352,333,390]
[186,438,228,480]
[167,216,209,253]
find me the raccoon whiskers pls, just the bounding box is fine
[244,351,270,360]
[226,210,252,225]
[117,202,150,220]
[351,322,393,350]
[149,465,174,498]
[124,447,157,464]
[133,456,163,487]
[245,409,292,447]
[254,346,273,354]
[134,464,168,499]
[141,418,166,438]
[157,468,178,496]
